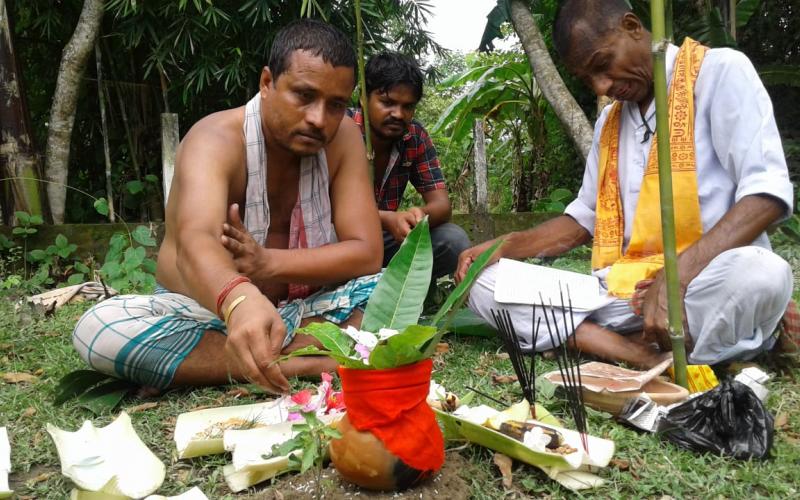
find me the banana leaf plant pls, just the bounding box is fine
[283,217,502,369]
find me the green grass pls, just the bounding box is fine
[1,249,800,498]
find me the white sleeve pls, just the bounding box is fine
[705,50,794,219]
[564,105,611,236]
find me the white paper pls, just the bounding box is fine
[493,259,614,311]
[1,427,12,497]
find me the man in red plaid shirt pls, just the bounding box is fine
[348,52,470,280]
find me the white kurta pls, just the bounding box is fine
[468,44,794,364]
[565,44,793,262]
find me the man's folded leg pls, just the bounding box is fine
[72,273,381,389]
[684,246,792,365]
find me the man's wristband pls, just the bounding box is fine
[223,295,247,325]
[216,275,251,318]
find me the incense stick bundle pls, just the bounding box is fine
[490,308,538,417]
[539,286,589,453]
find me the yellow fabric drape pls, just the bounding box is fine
[592,38,708,298]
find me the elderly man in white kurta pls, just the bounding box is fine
[456,0,794,369]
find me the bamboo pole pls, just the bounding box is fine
[354,0,373,181]
[650,0,688,389]
[95,43,115,223]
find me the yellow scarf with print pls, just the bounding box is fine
[592,38,707,298]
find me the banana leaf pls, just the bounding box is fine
[361,217,432,332]
[54,370,115,405]
[435,408,614,490]
[439,308,497,337]
[77,379,136,415]
[423,239,504,356]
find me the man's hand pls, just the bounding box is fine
[221,203,266,278]
[385,208,425,242]
[640,271,687,351]
[455,239,503,283]
[223,286,290,393]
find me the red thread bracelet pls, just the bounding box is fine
[216,275,251,318]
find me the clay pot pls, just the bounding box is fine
[330,359,444,491]
[329,413,428,491]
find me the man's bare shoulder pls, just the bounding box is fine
[178,107,246,172]
[324,115,367,175]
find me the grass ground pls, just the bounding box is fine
[1,248,799,498]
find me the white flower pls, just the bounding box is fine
[343,326,379,349]
[377,328,400,340]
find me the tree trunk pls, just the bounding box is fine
[44,0,104,224]
[508,0,593,160]
[472,120,488,215]
[0,0,48,224]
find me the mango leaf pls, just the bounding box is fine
[362,217,432,332]
[431,239,504,328]
[388,324,438,349]
[54,369,113,405]
[295,322,354,358]
[425,239,504,357]
[368,324,438,369]
[274,344,368,369]
[369,342,423,369]
[77,379,136,415]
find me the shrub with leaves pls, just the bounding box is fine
[99,226,158,293]
[27,233,92,288]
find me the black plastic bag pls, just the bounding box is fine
[659,379,773,459]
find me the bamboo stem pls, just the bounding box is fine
[354,0,373,181]
[650,0,688,389]
[95,43,115,223]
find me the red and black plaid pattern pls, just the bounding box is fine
[348,108,447,211]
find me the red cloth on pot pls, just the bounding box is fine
[338,358,444,473]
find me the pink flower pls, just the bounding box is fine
[326,390,346,413]
[354,343,371,362]
[290,389,312,406]
[290,388,319,412]
[287,412,304,422]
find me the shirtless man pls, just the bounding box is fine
[73,20,383,393]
